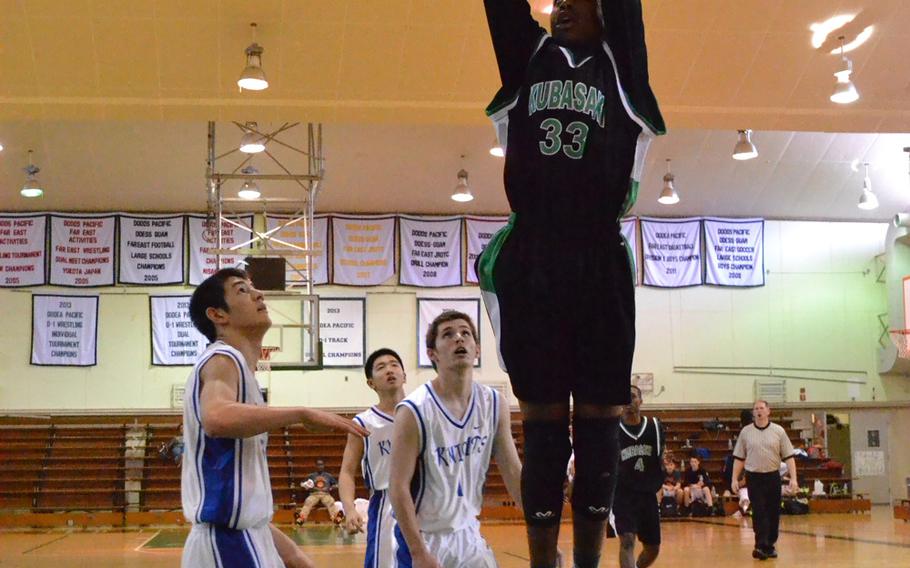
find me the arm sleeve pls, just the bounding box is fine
[600,0,666,135]
[779,426,795,460]
[483,0,547,95]
[732,432,746,460]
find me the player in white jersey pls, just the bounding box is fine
[339,347,411,568]
[181,268,369,568]
[389,311,523,568]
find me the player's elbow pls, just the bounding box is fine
[201,408,236,438]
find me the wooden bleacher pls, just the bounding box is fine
[0,409,859,527]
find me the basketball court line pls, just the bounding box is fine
[134,529,162,552]
[21,532,70,554]
[686,518,910,549]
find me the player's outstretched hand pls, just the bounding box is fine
[343,510,365,535]
[301,408,370,437]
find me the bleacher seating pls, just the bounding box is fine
[0,409,853,524]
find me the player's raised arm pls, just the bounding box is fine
[600,0,665,135]
[484,0,547,92]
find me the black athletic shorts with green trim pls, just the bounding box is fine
[478,215,635,406]
[611,489,661,545]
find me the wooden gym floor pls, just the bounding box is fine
[1,507,908,567]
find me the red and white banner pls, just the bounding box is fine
[188,215,254,286]
[265,215,329,286]
[641,217,702,287]
[331,215,396,286]
[399,216,462,287]
[31,294,99,366]
[118,215,185,285]
[465,217,508,284]
[0,214,46,287]
[49,215,116,287]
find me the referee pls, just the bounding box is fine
[731,400,798,561]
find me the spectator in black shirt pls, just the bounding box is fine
[683,455,713,509]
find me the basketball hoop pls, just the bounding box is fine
[889,330,910,359]
[258,346,281,372]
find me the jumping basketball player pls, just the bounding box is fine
[339,348,411,568]
[389,311,522,568]
[478,2,665,566]
[612,385,664,568]
[181,268,369,568]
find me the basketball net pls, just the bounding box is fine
[889,330,910,359]
[258,346,281,373]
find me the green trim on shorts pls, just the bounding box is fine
[477,213,516,293]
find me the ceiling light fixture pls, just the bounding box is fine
[830,26,874,54]
[451,164,473,203]
[857,162,878,210]
[810,14,856,49]
[732,129,758,161]
[237,23,269,92]
[658,159,679,205]
[20,150,43,198]
[239,122,266,153]
[238,165,261,200]
[489,139,504,158]
[831,36,859,104]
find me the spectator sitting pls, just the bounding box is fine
[661,454,684,508]
[158,424,184,466]
[296,458,341,525]
[683,455,714,512]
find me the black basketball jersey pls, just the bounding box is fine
[617,416,665,494]
[484,0,665,242]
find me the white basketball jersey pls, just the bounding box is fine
[397,382,499,533]
[181,341,273,529]
[353,407,396,492]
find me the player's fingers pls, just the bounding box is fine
[340,417,370,437]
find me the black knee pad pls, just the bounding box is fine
[571,416,620,520]
[521,418,572,527]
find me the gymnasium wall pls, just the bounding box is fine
[1,219,907,412]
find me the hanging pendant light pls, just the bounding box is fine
[831,36,859,104]
[732,129,758,161]
[239,122,266,153]
[489,139,504,158]
[857,162,877,210]
[20,150,44,198]
[237,23,269,92]
[658,159,679,205]
[451,169,473,202]
[238,165,261,200]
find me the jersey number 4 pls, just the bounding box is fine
[539,118,589,159]
[634,458,645,472]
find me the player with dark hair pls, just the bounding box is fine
[611,385,664,568]
[478,1,665,567]
[181,268,368,568]
[339,348,411,567]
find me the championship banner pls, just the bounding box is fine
[150,296,208,365]
[0,214,46,288]
[264,215,329,286]
[118,215,185,285]
[620,217,639,285]
[704,218,765,287]
[188,215,254,286]
[465,217,508,284]
[641,217,702,287]
[399,216,463,287]
[49,214,116,287]
[416,297,481,368]
[318,298,366,367]
[31,294,99,366]
[331,215,396,286]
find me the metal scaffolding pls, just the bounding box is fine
[204,121,325,370]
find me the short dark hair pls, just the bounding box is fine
[425,310,478,350]
[365,348,404,379]
[630,384,642,398]
[189,268,248,342]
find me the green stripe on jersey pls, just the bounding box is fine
[477,213,516,293]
